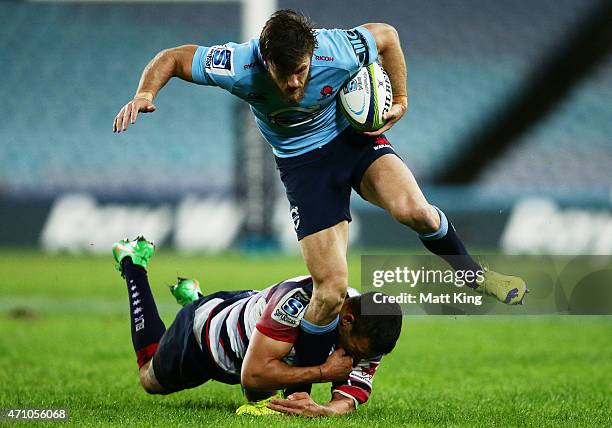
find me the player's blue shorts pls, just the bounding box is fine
[275,126,399,240]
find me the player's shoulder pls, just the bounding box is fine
[312,27,377,70]
[270,275,313,304]
[201,38,264,82]
[263,276,312,328]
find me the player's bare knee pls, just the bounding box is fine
[139,362,165,395]
[140,380,157,394]
[139,375,155,394]
[392,203,439,234]
[139,372,156,394]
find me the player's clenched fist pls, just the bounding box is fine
[113,97,156,133]
[320,348,353,382]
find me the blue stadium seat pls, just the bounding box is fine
[0,0,605,198]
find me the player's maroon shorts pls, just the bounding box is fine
[275,126,399,240]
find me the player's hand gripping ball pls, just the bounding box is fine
[338,62,392,132]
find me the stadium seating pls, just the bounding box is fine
[285,0,604,182]
[0,2,239,196]
[0,0,607,198]
[478,55,612,192]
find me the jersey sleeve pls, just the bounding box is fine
[318,26,378,77]
[191,41,253,91]
[351,26,379,68]
[255,282,310,343]
[331,356,381,407]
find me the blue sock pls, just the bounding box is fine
[122,258,166,368]
[419,206,482,288]
[284,316,339,395]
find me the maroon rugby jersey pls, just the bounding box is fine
[192,275,381,406]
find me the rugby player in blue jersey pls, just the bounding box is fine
[113,9,526,397]
[113,237,402,417]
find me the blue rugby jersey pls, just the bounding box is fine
[190,27,378,157]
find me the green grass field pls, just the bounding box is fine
[1,250,611,427]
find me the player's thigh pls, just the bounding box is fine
[360,154,430,213]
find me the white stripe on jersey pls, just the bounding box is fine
[244,294,267,341]
[208,298,246,374]
[199,281,361,375]
[226,297,248,360]
[193,298,224,351]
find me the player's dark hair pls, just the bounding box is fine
[259,9,316,75]
[348,292,403,355]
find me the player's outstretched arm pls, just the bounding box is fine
[361,23,408,137]
[268,392,356,417]
[113,44,198,133]
[241,330,353,391]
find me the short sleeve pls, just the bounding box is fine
[354,26,378,66]
[255,283,310,343]
[340,26,378,75]
[331,356,381,407]
[191,46,212,85]
[190,43,242,91]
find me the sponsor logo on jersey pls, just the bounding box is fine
[343,29,369,67]
[282,297,305,317]
[243,61,257,70]
[205,46,235,76]
[272,289,309,327]
[315,55,334,62]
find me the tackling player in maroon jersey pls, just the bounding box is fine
[113,237,402,417]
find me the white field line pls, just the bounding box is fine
[0,296,178,315]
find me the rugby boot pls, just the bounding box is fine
[475,267,529,305]
[236,392,284,416]
[169,278,203,306]
[112,236,155,276]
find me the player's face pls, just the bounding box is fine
[339,332,374,361]
[268,56,311,103]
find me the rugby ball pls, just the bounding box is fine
[338,62,392,132]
